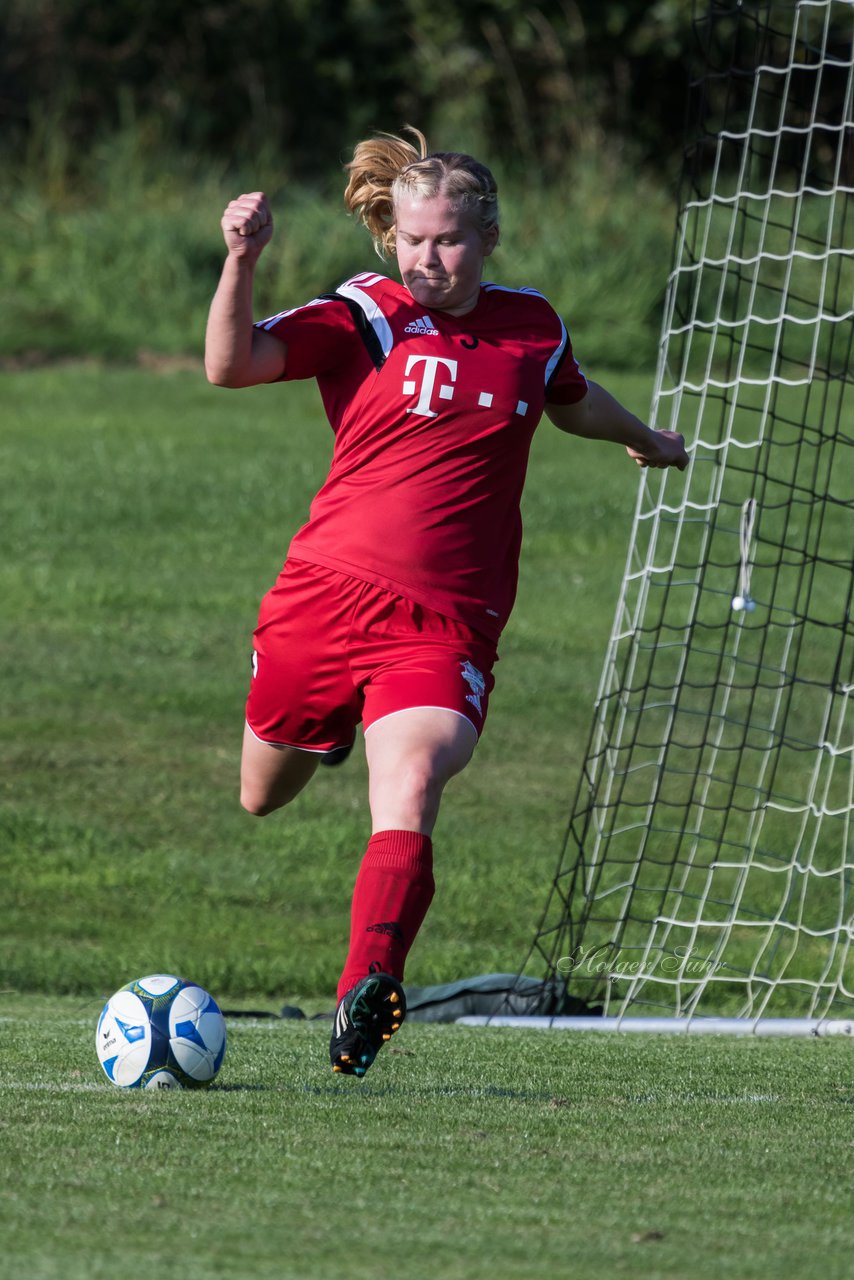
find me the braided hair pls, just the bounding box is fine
[343,127,500,257]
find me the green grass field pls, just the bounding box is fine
[3,366,852,1280]
[2,995,853,1280]
[2,364,649,999]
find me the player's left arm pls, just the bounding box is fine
[546,381,689,470]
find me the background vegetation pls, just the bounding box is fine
[3,0,701,174]
[5,1,852,368]
[0,0,707,373]
[3,128,673,369]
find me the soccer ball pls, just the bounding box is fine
[96,974,227,1089]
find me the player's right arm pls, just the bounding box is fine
[205,192,287,388]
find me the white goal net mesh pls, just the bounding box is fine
[523,0,854,1023]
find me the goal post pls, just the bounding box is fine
[504,0,854,1034]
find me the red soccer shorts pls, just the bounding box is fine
[245,559,498,752]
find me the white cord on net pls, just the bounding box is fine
[732,497,758,612]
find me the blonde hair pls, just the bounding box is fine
[343,127,500,258]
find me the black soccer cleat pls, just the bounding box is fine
[319,740,354,768]
[330,969,406,1077]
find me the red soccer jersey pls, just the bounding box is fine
[256,271,587,641]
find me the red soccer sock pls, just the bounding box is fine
[337,830,435,1000]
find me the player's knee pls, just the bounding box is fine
[239,784,280,817]
[240,794,271,817]
[386,759,444,820]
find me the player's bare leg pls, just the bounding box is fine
[239,721,321,816]
[364,706,477,835]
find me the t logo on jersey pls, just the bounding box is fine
[402,355,458,418]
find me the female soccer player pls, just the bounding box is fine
[205,129,688,1076]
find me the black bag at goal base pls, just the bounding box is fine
[402,973,603,1023]
[225,974,602,1022]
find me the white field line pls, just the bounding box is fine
[0,1080,111,1092]
[0,1079,790,1104]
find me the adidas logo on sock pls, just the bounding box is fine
[404,315,440,336]
[366,921,404,941]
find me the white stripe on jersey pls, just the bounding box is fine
[336,279,395,358]
[545,315,570,388]
[256,296,332,331]
[346,271,386,289]
[482,282,547,300]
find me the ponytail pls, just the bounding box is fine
[343,127,429,257]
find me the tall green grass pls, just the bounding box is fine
[3,125,672,368]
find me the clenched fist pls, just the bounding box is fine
[626,429,689,471]
[221,192,274,261]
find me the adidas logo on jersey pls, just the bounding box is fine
[404,315,440,336]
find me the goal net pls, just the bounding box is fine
[509,0,854,1031]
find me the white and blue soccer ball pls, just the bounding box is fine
[96,974,227,1089]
